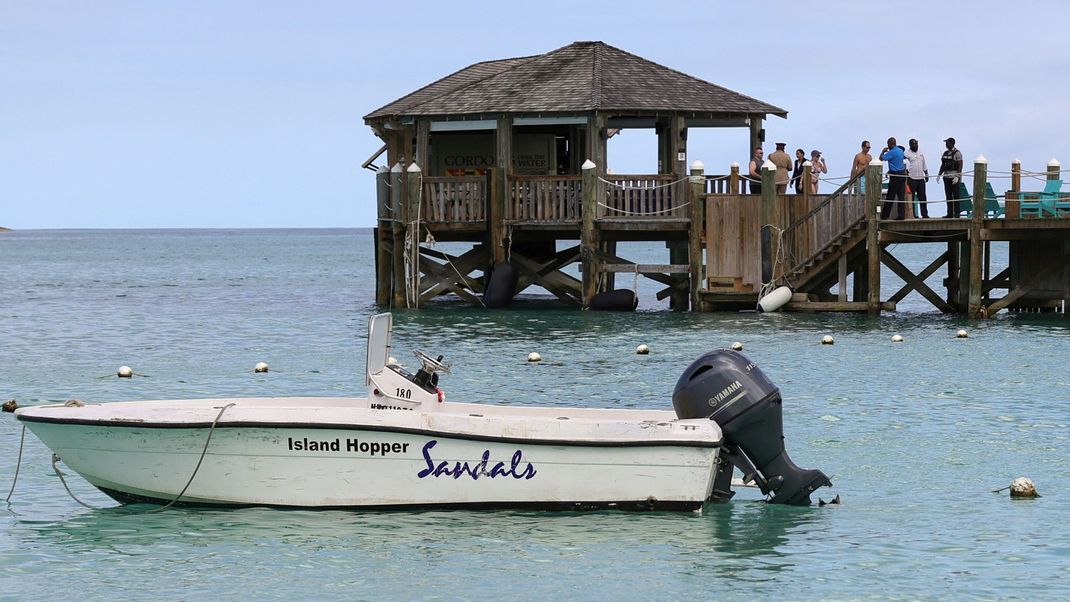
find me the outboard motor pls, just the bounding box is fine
[673,349,831,505]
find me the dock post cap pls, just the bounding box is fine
[730,161,739,168]
[974,155,987,165]
[869,158,883,166]
[1048,158,1060,168]
[1011,158,1021,165]
[581,159,597,170]
[406,162,422,173]
[390,162,403,173]
[690,160,705,171]
[761,160,775,171]
[802,160,812,167]
[376,165,389,173]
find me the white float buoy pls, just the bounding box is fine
[254,362,269,373]
[821,335,834,345]
[731,342,744,351]
[387,356,398,366]
[956,329,969,338]
[891,334,904,343]
[757,286,792,313]
[636,344,650,355]
[117,365,133,378]
[1010,477,1039,498]
[527,352,542,363]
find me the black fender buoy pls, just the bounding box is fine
[483,261,519,308]
[588,289,638,311]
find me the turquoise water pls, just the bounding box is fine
[2,229,1069,600]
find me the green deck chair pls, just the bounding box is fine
[1020,179,1062,217]
[955,182,1004,217]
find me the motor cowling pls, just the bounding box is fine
[673,349,831,505]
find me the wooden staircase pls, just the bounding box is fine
[779,172,868,292]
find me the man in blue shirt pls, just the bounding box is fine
[879,137,907,220]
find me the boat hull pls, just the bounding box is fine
[22,418,720,511]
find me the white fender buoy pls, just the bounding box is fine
[891,334,904,343]
[731,342,744,351]
[757,286,792,313]
[387,356,398,366]
[1010,477,1039,498]
[636,344,650,355]
[117,365,133,378]
[821,335,835,345]
[254,362,269,373]
[527,352,542,363]
[956,329,969,338]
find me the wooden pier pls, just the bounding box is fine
[364,41,1070,317]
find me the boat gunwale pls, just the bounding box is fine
[16,414,723,448]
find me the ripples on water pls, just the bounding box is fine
[1,229,1068,599]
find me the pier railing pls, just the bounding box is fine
[508,175,583,222]
[703,174,738,195]
[780,172,866,278]
[601,175,683,218]
[422,176,487,223]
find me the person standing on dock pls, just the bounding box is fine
[749,147,764,194]
[791,148,806,194]
[769,142,792,194]
[880,137,907,220]
[852,141,872,193]
[939,137,963,217]
[810,150,827,193]
[905,138,930,218]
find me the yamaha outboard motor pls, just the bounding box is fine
[673,349,831,505]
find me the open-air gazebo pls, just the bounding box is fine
[364,40,788,310]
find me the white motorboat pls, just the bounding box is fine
[15,314,831,511]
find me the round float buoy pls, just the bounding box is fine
[731,342,744,351]
[254,362,269,373]
[757,286,792,313]
[891,334,904,343]
[821,335,835,345]
[1010,477,1039,498]
[636,344,650,355]
[2,399,17,413]
[117,365,133,378]
[527,352,542,363]
[387,356,398,366]
[956,329,969,338]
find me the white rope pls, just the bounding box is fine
[597,201,690,216]
[422,226,486,308]
[5,425,25,502]
[598,175,689,189]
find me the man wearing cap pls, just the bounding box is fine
[905,139,930,218]
[939,137,964,217]
[769,142,792,194]
[879,137,907,220]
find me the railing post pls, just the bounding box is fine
[801,162,812,205]
[405,162,423,309]
[689,161,706,311]
[390,162,406,308]
[581,160,599,307]
[760,161,777,285]
[865,159,883,315]
[968,156,988,318]
[729,162,740,195]
[1006,159,1021,219]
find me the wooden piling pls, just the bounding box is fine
[1006,159,1021,219]
[760,162,777,285]
[581,160,599,306]
[375,166,391,306]
[729,163,740,194]
[689,162,706,310]
[390,162,406,308]
[406,162,423,308]
[865,160,882,315]
[968,157,987,318]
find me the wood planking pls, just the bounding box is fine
[705,194,763,290]
[422,177,486,222]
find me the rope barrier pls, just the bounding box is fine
[596,201,690,216]
[598,175,689,189]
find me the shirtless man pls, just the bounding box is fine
[852,140,873,192]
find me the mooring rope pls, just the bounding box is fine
[5,425,26,502]
[50,402,235,512]
[422,226,486,308]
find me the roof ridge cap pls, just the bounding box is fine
[591,42,603,109]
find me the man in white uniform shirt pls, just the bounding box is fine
[905,138,930,218]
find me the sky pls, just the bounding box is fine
[3,0,1070,229]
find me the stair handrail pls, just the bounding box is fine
[780,171,868,282]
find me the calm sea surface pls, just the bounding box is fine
[1,229,1068,600]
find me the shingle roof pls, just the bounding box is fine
[364,41,786,121]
